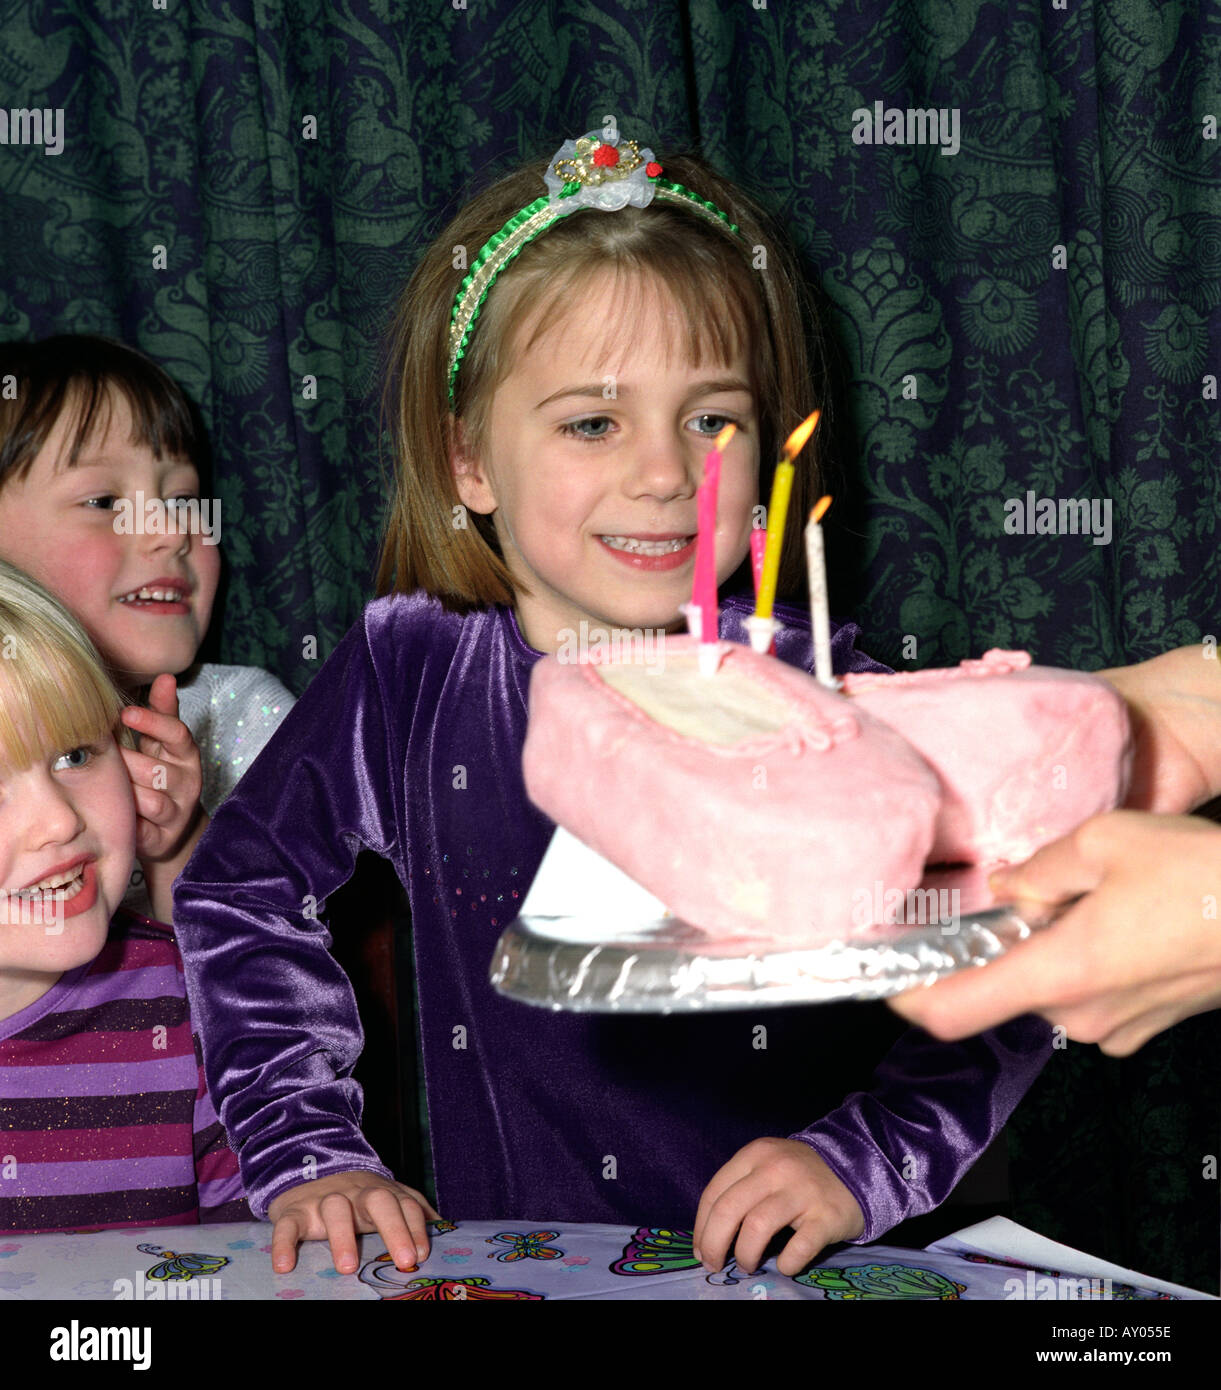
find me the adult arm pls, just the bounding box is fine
[1100,642,1221,812]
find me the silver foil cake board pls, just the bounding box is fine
[489,829,1041,1013]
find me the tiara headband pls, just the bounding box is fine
[446,130,742,404]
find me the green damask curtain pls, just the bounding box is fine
[1,0,1217,1288]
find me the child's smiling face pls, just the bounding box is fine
[454,271,760,653]
[0,390,220,691]
[0,731,135,1019]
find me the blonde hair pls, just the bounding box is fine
[377,151,828,609]
[0,559,129,773]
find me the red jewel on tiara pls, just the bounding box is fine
[592,143,619,168]
[646,161,662,178]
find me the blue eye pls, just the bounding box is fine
[690,414,733,436]
[51,746,94,772]
[561,417,613,440]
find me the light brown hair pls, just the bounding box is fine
[0,335,206,493]
[377,151,828,609]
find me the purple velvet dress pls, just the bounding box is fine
[173,591,1051,1235]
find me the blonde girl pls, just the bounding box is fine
[0,560,246,1231]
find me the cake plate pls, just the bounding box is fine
[490,829,1060,1013]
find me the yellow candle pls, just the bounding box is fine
[754,460,793,621]
[753,410,820,623]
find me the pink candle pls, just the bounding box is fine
[690,425,735,666]
[691,454,720,619]
[750,528,767,596]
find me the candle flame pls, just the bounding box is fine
[714,422,737,451]
[780,410,820,462]
[810,495,832,525]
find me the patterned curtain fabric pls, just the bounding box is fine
[1,1,1217,1288]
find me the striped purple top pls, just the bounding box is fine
[0,910,250,1233]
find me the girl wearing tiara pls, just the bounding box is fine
[172,132,1051,1278]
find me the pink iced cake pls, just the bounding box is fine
[522,638,941,943]
[841,649,1132,865]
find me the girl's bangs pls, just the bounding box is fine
[521,259,760,380]
[0,644,120,773]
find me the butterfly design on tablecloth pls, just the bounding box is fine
[136,1244,229,1283]
[387,1277,543,1301]
[962,1252,1177,1301]
[486,1230,564,1262]
[429,1219,458,1234]
[794,1263,967,1300]
[610,1228,743,1284]
[357,1254,543,1301]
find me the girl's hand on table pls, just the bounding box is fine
[267,1171,440,1275]
[891,811,1221,1055]
[692,1136,865,1277]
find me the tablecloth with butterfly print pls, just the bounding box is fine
[0,1215,1210,1301]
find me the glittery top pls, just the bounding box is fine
[176,662,298,815]
[0,911,250,1233]
[172,592,1051,1232]
[124,663,296,915]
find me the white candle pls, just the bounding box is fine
[745,613,778,655]
[806,498,834,689]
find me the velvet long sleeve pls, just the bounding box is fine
[792,1014,1052,1242]
[173,621,399,1217]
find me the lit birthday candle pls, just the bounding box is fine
[806,496,834,688]
[689,423,735,673]
[748,410,820,653]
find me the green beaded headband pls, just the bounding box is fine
[447,131,742,405]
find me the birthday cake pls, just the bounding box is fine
[516,394,1133,945]
[522,637,942,943]
[841,649,1132,866]
[523,643,1131,944]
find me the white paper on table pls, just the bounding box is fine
[930,1216,1215,1300]
[518,827,669,929]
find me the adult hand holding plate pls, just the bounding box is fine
[889,810,1221,1056]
